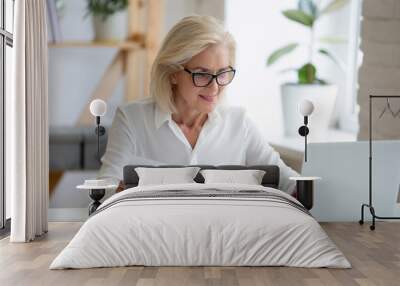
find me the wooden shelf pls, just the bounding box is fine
[48,40,142,51]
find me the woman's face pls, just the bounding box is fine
[171,43,232,114]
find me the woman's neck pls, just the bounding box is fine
[172,99,207,129]
[171,96,209,149]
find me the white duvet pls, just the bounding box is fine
[50,183,351,269]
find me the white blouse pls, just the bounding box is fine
[97,98,299,194]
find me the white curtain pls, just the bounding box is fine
[7,0,49,242]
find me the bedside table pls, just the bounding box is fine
[289,176,321,210]
[77,180,117,215]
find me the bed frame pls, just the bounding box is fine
[123,165,280,189]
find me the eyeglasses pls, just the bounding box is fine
[183,67,236,87]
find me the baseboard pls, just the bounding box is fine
[48,208,88,222]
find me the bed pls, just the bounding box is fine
[50,165,351,269]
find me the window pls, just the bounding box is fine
[225,0,362,139]
[0,0,14,232]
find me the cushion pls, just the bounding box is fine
[200,169,266,185]
[135,167,201,186]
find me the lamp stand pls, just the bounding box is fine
[88,189,105,215]
[298,116,310,162]
[95,116,106,164]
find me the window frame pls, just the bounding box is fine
[338,0,363,133]
[0,0,13,232]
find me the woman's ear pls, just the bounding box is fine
[170,73,178,85]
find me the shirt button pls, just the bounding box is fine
[190,154,198,164]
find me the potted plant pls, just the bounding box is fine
[267,0,348,138]
[86,0,129,41]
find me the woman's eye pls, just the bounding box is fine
[197,73,211,79]
[218,73,228,80]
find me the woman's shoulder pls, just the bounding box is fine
[217,104,247,121]
[118,97,156,117]
[217,105,256,132]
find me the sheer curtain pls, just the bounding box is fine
[7,0,49,242]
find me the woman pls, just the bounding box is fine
[97,15,299,194]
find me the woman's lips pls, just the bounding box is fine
[199,95,215,103]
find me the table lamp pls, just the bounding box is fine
[90,99,107,163]
[292,99,319,210]
[298,99,314,162]
[77,99,109,216]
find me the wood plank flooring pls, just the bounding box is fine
[0,222,399,286]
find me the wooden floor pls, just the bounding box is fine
[0,222,399,286]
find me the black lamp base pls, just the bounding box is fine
[296,180,314,210]
[88,189,105,215]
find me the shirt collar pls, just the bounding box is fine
[154,102,221,130]
[207,106,221,125]
[154,103,172,130]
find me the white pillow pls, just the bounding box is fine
[135,167,201,186]
[200,169,266,185]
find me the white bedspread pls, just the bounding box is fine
[50,183,351,269]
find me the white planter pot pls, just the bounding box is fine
[92,10,128,41]
[281,84,338,140]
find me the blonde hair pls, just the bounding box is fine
[150,15,236,113]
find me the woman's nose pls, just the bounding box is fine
[206,78,219,95]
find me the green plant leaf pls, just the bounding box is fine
[266,43,299,66]
[298,63,316,84]
[86,0,129,20]
[298,0,317,17]
[320,0,349,15]
[318,49,345,71]
[282,9,315,27]
[318,36,347,44]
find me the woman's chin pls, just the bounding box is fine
[198,101,217,113]
[198,95,218,110]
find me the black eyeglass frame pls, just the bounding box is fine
[183,67,236,87]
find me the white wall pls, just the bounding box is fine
[303,141,400,221]
[163,0,225,38]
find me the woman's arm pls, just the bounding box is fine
[244,115,299,195]
[97,106,164,186]
[115,180,125,193]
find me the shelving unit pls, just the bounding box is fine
[48,0,163,126]
[48,40,142,51]
[48,0,164,194]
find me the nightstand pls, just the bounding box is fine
[77,180,117,215]
[289,176,321,210]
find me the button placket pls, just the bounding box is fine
[168,120,193,151]
[190,152,198,164]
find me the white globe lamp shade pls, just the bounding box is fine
[299,99,314,116]
[90,99,107,117]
